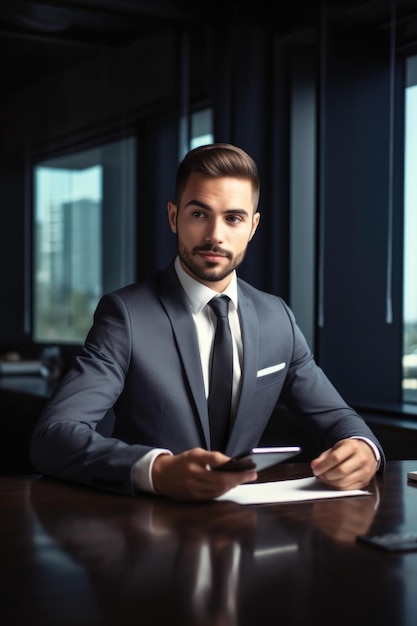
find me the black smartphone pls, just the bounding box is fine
[211,446,301,472]
[357,532,417,552]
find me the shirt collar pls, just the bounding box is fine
[174,256,238,314]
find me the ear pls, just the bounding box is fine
[167,202,178,233]
[248,211,261,242]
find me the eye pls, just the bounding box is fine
[191,210,206,218]
[226,214,243,224]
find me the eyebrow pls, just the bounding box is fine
[183,199,250,217]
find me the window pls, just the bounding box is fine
[33,137,136,344]
[403,55,417,403]
[190,108,213,148]
[179,108,214,159]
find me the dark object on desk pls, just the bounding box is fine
[407,470,417,482]
[39,346,63,382]
[0,358,42,376]
[212,446,301,472]
[357,532,417,552]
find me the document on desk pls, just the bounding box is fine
[215,476,371,505]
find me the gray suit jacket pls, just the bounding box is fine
[30,261,385,494]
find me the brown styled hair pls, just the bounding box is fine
[175,143,260,211]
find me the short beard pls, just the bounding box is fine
[177,243,247,283]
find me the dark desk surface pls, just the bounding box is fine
[1,461,417,626]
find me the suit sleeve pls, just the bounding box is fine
[29,293,152,496]
[278,302,386,473]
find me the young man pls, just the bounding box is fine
[30,143,385,500]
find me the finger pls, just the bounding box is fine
[315,456,374,490]
[311,440,354,477]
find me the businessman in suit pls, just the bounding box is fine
[30,143,385,500]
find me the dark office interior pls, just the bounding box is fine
[1,0,417,472]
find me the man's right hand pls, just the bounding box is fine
[152,447,257,501]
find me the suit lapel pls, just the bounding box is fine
[158,264,210,447]
[226,288,260,454]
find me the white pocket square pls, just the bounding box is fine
[257,362,286,377]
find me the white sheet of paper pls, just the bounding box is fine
[215,476,371,505]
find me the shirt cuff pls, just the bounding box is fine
[350,436,381,471]
[131,448,173,494]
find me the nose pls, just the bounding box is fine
[205,216,224,243]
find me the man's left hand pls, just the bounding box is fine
[310,438,378,490]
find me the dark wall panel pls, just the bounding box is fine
[0,158,27,344]
[317,34,403,406]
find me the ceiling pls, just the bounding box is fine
[2,1,417,95]
[1,1,194,93]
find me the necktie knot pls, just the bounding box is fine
[209,295,230,319]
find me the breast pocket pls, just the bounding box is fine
[256,362,286,390]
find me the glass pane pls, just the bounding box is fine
[33,137,136,344]
[34,165,102,343]
[403,56,417,402]
[179,107,213,161]
[190,108,213,148]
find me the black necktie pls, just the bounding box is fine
[208,296,233,451]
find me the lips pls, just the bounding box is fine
[199,251,227,262]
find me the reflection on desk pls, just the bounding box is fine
[1,461,417,626]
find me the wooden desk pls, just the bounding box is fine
[1,461,417,626]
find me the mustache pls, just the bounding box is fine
[193,244,231,257]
